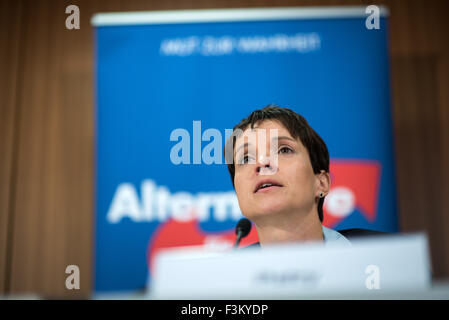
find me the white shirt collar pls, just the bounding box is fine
[322,225,351,246]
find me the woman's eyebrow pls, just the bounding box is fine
[234,142,250,155]
[274,135,296,143]
[235,136,295,154]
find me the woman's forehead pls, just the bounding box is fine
[237,120,292,141]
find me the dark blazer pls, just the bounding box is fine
[244,228,387,248]
[337,228,387,240]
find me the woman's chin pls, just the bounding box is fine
[246,202,287,219]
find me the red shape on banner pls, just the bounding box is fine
[323,160,381,228]
[147,218,259,274]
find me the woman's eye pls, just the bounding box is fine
[244,154,257,164]
[239,155,252,164]
[279,146,293,154]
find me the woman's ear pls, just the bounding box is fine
[316,170,331,197]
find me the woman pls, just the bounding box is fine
[225,105,351,246]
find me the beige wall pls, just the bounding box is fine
[1,0,448,297]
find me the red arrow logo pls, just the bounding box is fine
[323,160,381,228]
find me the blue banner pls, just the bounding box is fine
[93,7,397,292]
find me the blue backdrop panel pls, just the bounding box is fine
[94,8,397,292]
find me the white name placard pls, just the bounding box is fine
[148,234,431,299]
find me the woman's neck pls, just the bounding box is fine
[254,210,324,246]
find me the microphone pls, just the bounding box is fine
[234,218,252,248]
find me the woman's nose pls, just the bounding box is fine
[258,154,270,166]
[256,154,278,175]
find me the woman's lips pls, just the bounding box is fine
[255,185,282,193]
[254,179,283,193]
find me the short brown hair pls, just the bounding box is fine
[225,105,329,222]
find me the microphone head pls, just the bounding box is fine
[235,218,252,238]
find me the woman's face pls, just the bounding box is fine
[233,120,326,222]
